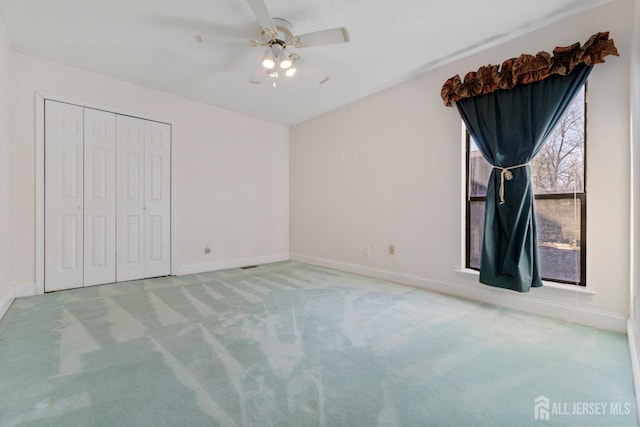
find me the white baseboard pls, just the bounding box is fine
[627,319,640,425]
[0,287,15,321]
[291,254,627,332]
[15,283,36,298]
[176,254,290,276]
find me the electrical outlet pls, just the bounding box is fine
[362,245,370,256]
[389,244,395,255]
[204,245,210,254]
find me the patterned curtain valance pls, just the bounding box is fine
[440,32,618,107]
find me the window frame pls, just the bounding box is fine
[464,85,588,286]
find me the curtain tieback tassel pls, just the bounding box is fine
[493,163,530,205]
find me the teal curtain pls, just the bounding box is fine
[457,64,591,292]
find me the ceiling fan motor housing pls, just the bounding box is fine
[263,18,295,47]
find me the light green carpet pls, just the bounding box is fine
[0,261,637,426]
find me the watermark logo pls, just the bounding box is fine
[533,395,632,421]
[534,396,550,420]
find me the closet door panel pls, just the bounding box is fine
[116,115,145,282]
[144,121,171,278]
[45,101,84,291]
[84,108,116,286]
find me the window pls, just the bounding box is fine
[465,85,587,286]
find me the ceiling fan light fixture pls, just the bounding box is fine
[261,49,275,69]
[242,0,350,86]
[279,53,293,69]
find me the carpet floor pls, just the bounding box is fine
[0,261,637,426]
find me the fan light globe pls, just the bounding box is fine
[280,55,292,69]
[262,58,275,69]
[285,67,296,77]
[261,49,275,69]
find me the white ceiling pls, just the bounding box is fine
[0,0,610,125]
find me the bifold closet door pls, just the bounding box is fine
[45,102,170,290]
[143,120,171,279]
[116,115,145,282]
[45,101,117,291]
[45,101,84,291]
[116,116,171,281]
[83,108,116,286]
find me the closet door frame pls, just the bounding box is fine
[35,92,176,296]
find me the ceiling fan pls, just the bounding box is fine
[196,0,350,86]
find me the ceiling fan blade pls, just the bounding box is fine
[294,27,350,48]
[194,34,253,46]
[249,68,267,84]
[246,0,276,34]
[144,13,260,43]
[249,51,269,84]
[294,57,330,84]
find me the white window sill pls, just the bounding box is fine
[454,268,596,296]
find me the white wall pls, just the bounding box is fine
[290,0,633,332]
[11,53,289,290]
[628,0,640,411]
[0,16,13,316]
